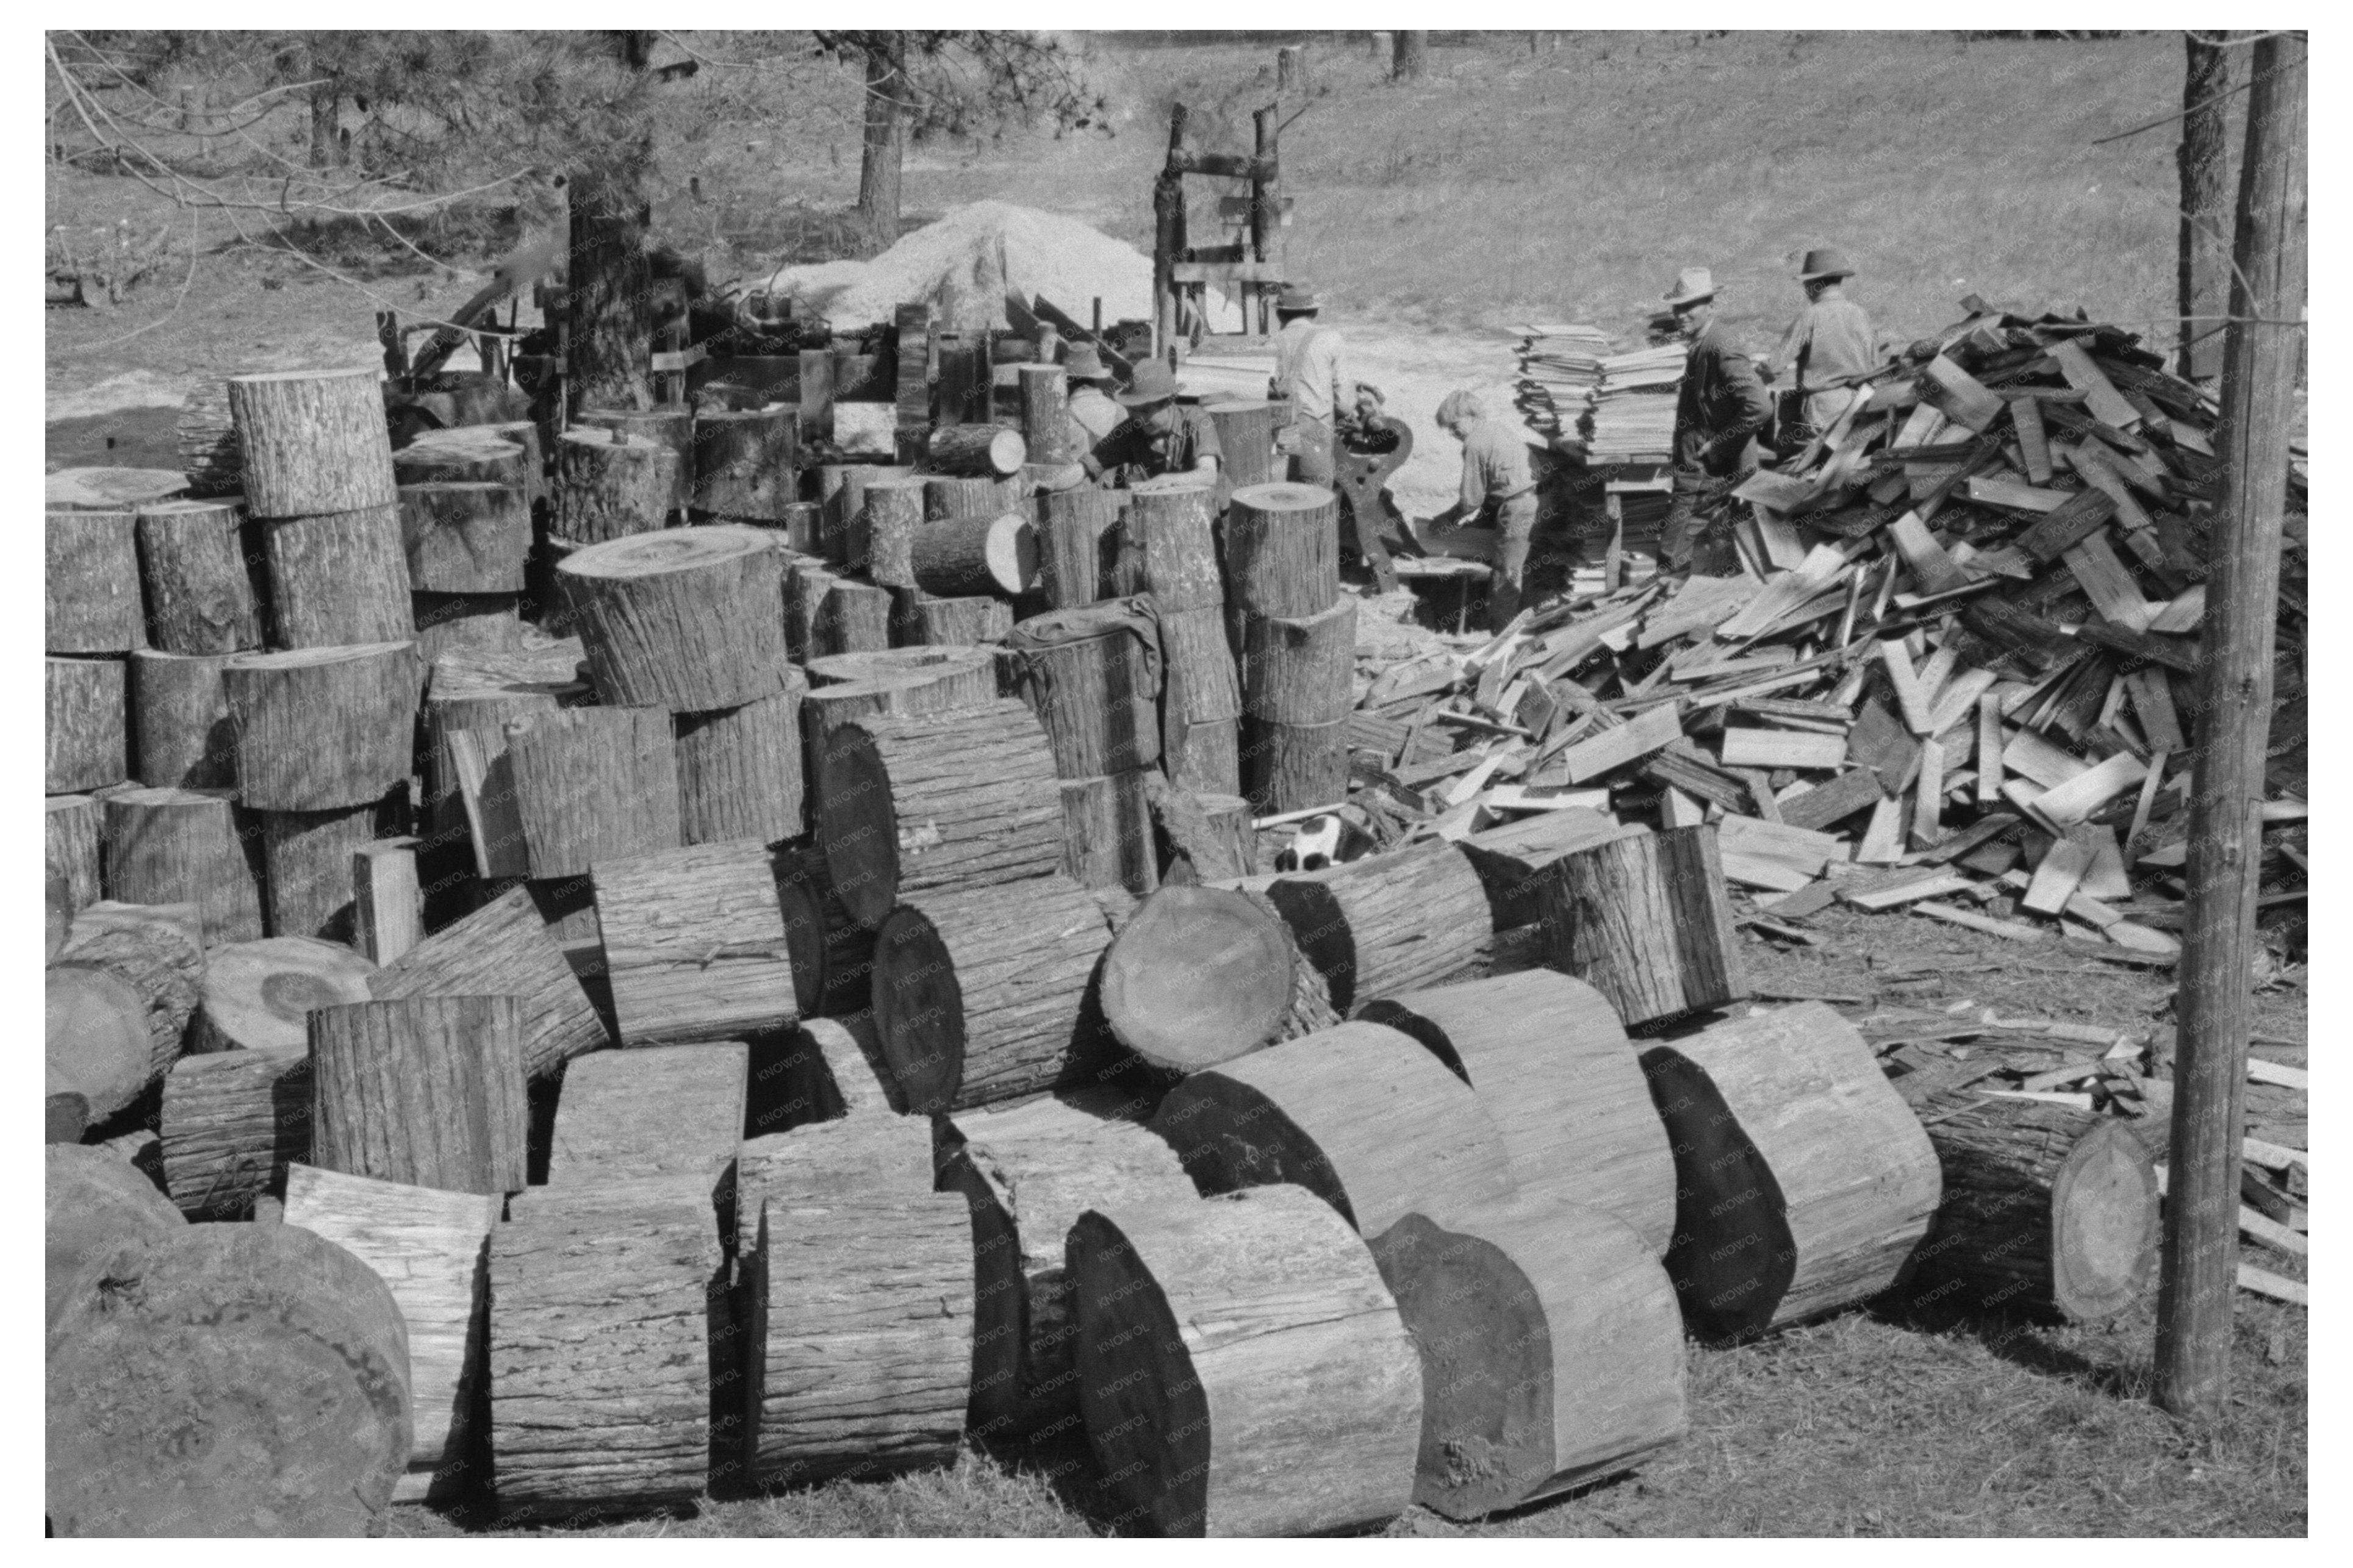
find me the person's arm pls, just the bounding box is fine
[1187,409,1223,477]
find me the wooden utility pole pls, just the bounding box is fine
[1392,31,1428,82]
[2153,29,2305,1425]
[2176,33,2236,383]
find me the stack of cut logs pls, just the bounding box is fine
[46,290,2229,1539]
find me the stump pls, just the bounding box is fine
[1536,825,1748,1028]
[909,510,1036,597]
[129,648,239,789]
[51,908,204,1114]
[1639,1001,1942,1339]
[785,559,838,660]
[489,1183,725,1517]
[1149,1020,1515,1236]
[1224,482,1338,615]
[814,700,1063,929]
[1035,487,1132,609]
[1357,970,1673,1254]
[559,526,788,711]
[1370,1190,1686,1519]
[870,875,1119,1112]
[46,1143,184,1330]
[1259,840,1494,1014]
[412,590,523,664]
[927,422,1027,476]
[692,406,799,521]
[1127,477,1223,610]
[592,839,804,1045]
[548,1042,746,1206]
[260,504,416,647]
[45,1222,412,1537]
[1069,1185,1421,1537]
[46,656,127,793]
[47,509,148,653]
[1060,772,1160,895]
[556,425,680,542]
[817,462,914,568]
[744,1194,974,1487]
[196,934,376,1051]
[818,580,893,656]
[47,793,104,912]
[503,706,681,878]
[1238,600,1354,723]
[1899,1087,2160,1322]
[310,995,528,1195]
[370,884,608,1079]
[1460,808,1648,929]
[282,1163,503,1505]
[575,406,695,520]
[102,786,267,943]
[132,497,265,654]
[399,481,531,592]
[1099,884,1305,1072]
[1005,604,1164,778]
[159,1044,314,1218]
[860,474,928,587]
[259,794,404,943]
[676,682,806,847]
[897,592,1013,646]
[224,641,424,810]
[937,1095,1196,1436]
[227,366,399,517]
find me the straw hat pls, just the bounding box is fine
[1798,247,1855,282]
[1117,359,1181,407]
[1662,267,1717,307]
[1276,284,1322,313]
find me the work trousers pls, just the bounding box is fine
[1487,491,1539,628]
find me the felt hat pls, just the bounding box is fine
[1276,284,1321,312]
[1798,247,1855,282]
[1063,345,1113,382]
[1662,267,1717,307]
[1117,359,1181,407]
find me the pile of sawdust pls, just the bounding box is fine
[760,201,1155,331]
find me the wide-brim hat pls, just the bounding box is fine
[1063,345,1112,382]
[1117,359,1180,407]
[1662,266,1717,307]
[1798,247,1855,282]
[1276,284,1321,313]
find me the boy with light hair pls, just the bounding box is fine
[1429,388,1540,627]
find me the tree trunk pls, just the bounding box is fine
[1034,487,1130,609]
[675,683,806,847]
[936,1096,1195,1436]
[258,795,402,943]
[307,81,343,168]
[282,1163,503,1506]
[908,511,1035,596]
[819,581,894,656]
[575,407,695,521]
[1357,970,1675,1254]
[1392,30,1429,82]
[1370,1192,1686,1519]
[1127,477,1224,609]
[46,656,128,792]
[45,1144,184,1331]
[1144,775,1256,884]
[818,462,914,567]
[591,839,805,1045]
[502,707,681,879]
[1639,1001,1942,1340]
[1257,839,1494,1014]
[896,591,1013,646]
[859,474,929,587]
[2176,32,2235,384]
[871,874,1121,1112]
[398,482,530,593]
[489,1183,725,1517]
[857,36,910,248]
[1099,883,1304,1070]
[1017,366,1074,464]
[924,426,1027,478]
[565,163,653,417]
[1004,607,1163,776]
[1237,599,1354,812]
[134,498,265,654]
[1059,771,1160,896]
[1223,482,1337,617]
[814,698,1064,928]
[45,1223,411,1537]
[102,786,267,943]
[369,884,608,1080]
[46,793,104,912]
[546,1042,746,1200]
[691,406,799,521]
[227,368,399,518]
[1208,404,1281,493]
[158,1044,315,1219]
[1068,1184,1421,1537]
[48,509,148,653]
[309,995,528,1195]
[743,1194,973,1485]
[1534,823,1748,1028]
[555,426,678,543]
[52,904,205,1109]
[260,505,416,646]
[222,641,423,810]
[559,526,789,711]
[195,934,377,1052]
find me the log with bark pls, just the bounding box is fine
[369,883,608,1079]
[1004,605,1163,778]
[592,839,805,1045]
[503,706,682,878]
[393,428,531,490]
[1640,1001,1942,1339]
[575,406,695,521]
[1370,1187,1686,1519]
[49,904,204,1117]
[282,1162,503,1505]
[803,646,1000,740]
[309,995,528,1195]
[924,474,1016,522]
[909,510,1036,597]
[196,934,376,1051]
[1535,824,1748,1029]
[1159,606,1243,793]
[925,422,1027,476]
[742,1193,974,1487]
[351,839,424,964]
[547,1040,746,1225]
[1068,1184,1422,1536]
[176,378,243,496]
[894,590,1013,646]
[258,792,404,943]
[101,786,267,943]
[47,793,104,912]
[814,699,1064,928]
[1256,839,1494,1014]
[559,526,789,711]
[399,481,531,592]
[870,874,1123,1112]
[45,1222,413,1536]
[1223,481,1338,615]
[736,1119,938,1220]
[675,681,806,847]
[755,1014,904,1128]
[936,1094,1196,1436]
[556,425,680,543]
[1126,476,1224,610]
[128,649,237,790]
[1237,599,1354,725]
[260,504,416,646]
[223,641,424,810]
[859,474,929,587]
[46,509,147,654]
[1897,1084,2160,1322]
[1035,486,1133,609]
[1099,884,1309,1072]
[1356,970,1673,1253]
[1017,365,1074,464]
[1149,1020,1516,1236]
[817,580,893,656]
[45,656,127,793]
[775,845,877,1019]
[1143,776,1256,884]
[1458,809,1648,930]
[132,497,266,654]
[158,1044,314,1218]
[692,406,799,521]
[226,367,399,518]
[1060,771,1160,895]
[783,558,837,660]
[489,1181,727,1518]
[813,461,903,568]
[46,1142,184,1330]
[1238,715,1347,815]
[412,590,522,665]
[422,641,592,842]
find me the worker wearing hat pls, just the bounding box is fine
[1428,388,1542,628]
[1660,265,1773,574]
[1762,247,1881,445]
[1082,358,1227,507]
[1269,284,1349,485]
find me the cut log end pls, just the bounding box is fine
[2051,1119,2161,1322]
[1101,886,1293,1071]
[870,906,962,1114]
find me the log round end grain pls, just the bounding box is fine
[198,936,378,1051]
[2048,1120,2161,1321]
[869,906,965,1114]
[1224,482,1341,616]
[45,1222,413,1538]
[557,525,788,711]
[46,965,154,1122]
[1101,886,1294,1071]
[46,1144,184,1330]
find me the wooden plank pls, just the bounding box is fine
[1719,726,1847,771]
[2011,393,2053,484]
[2147,584,2206,635]
[2123,667,2185,752]
[1910,738,1945,849]
[1855,795,1907,864]
[1889,402,1947,451]
[1720,850,1816,893]
[2064,443,2155,531]
[2031,751,2149,829]
[1776,765,1884,832]
[2047,337,2142,431]
[2078,827,2132,900]
[1965,475,2068,514]
[1661,785,1706,830]
[1878,638,1937,736]
[1924,668,1997,741]
[1888,510,1970,596]
[2003,727,2091,790]
[1556,701,1682,785]
[1847,698,1923,795]
[1917,354,2003,432]
[2236,1264,2307,1309]
[1913,900,2047,942]
[1842,868,1974,909]
[2014,486,2119,562]
[2022,836,2094,914]
[1715,814,1848,874]
[2061,891,2124,929]
[352,839,425,966]
[2063,533,2157,633]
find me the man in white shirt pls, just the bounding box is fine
[1270,284,1346,484]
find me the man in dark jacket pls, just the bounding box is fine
[1659,266,1772,573]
